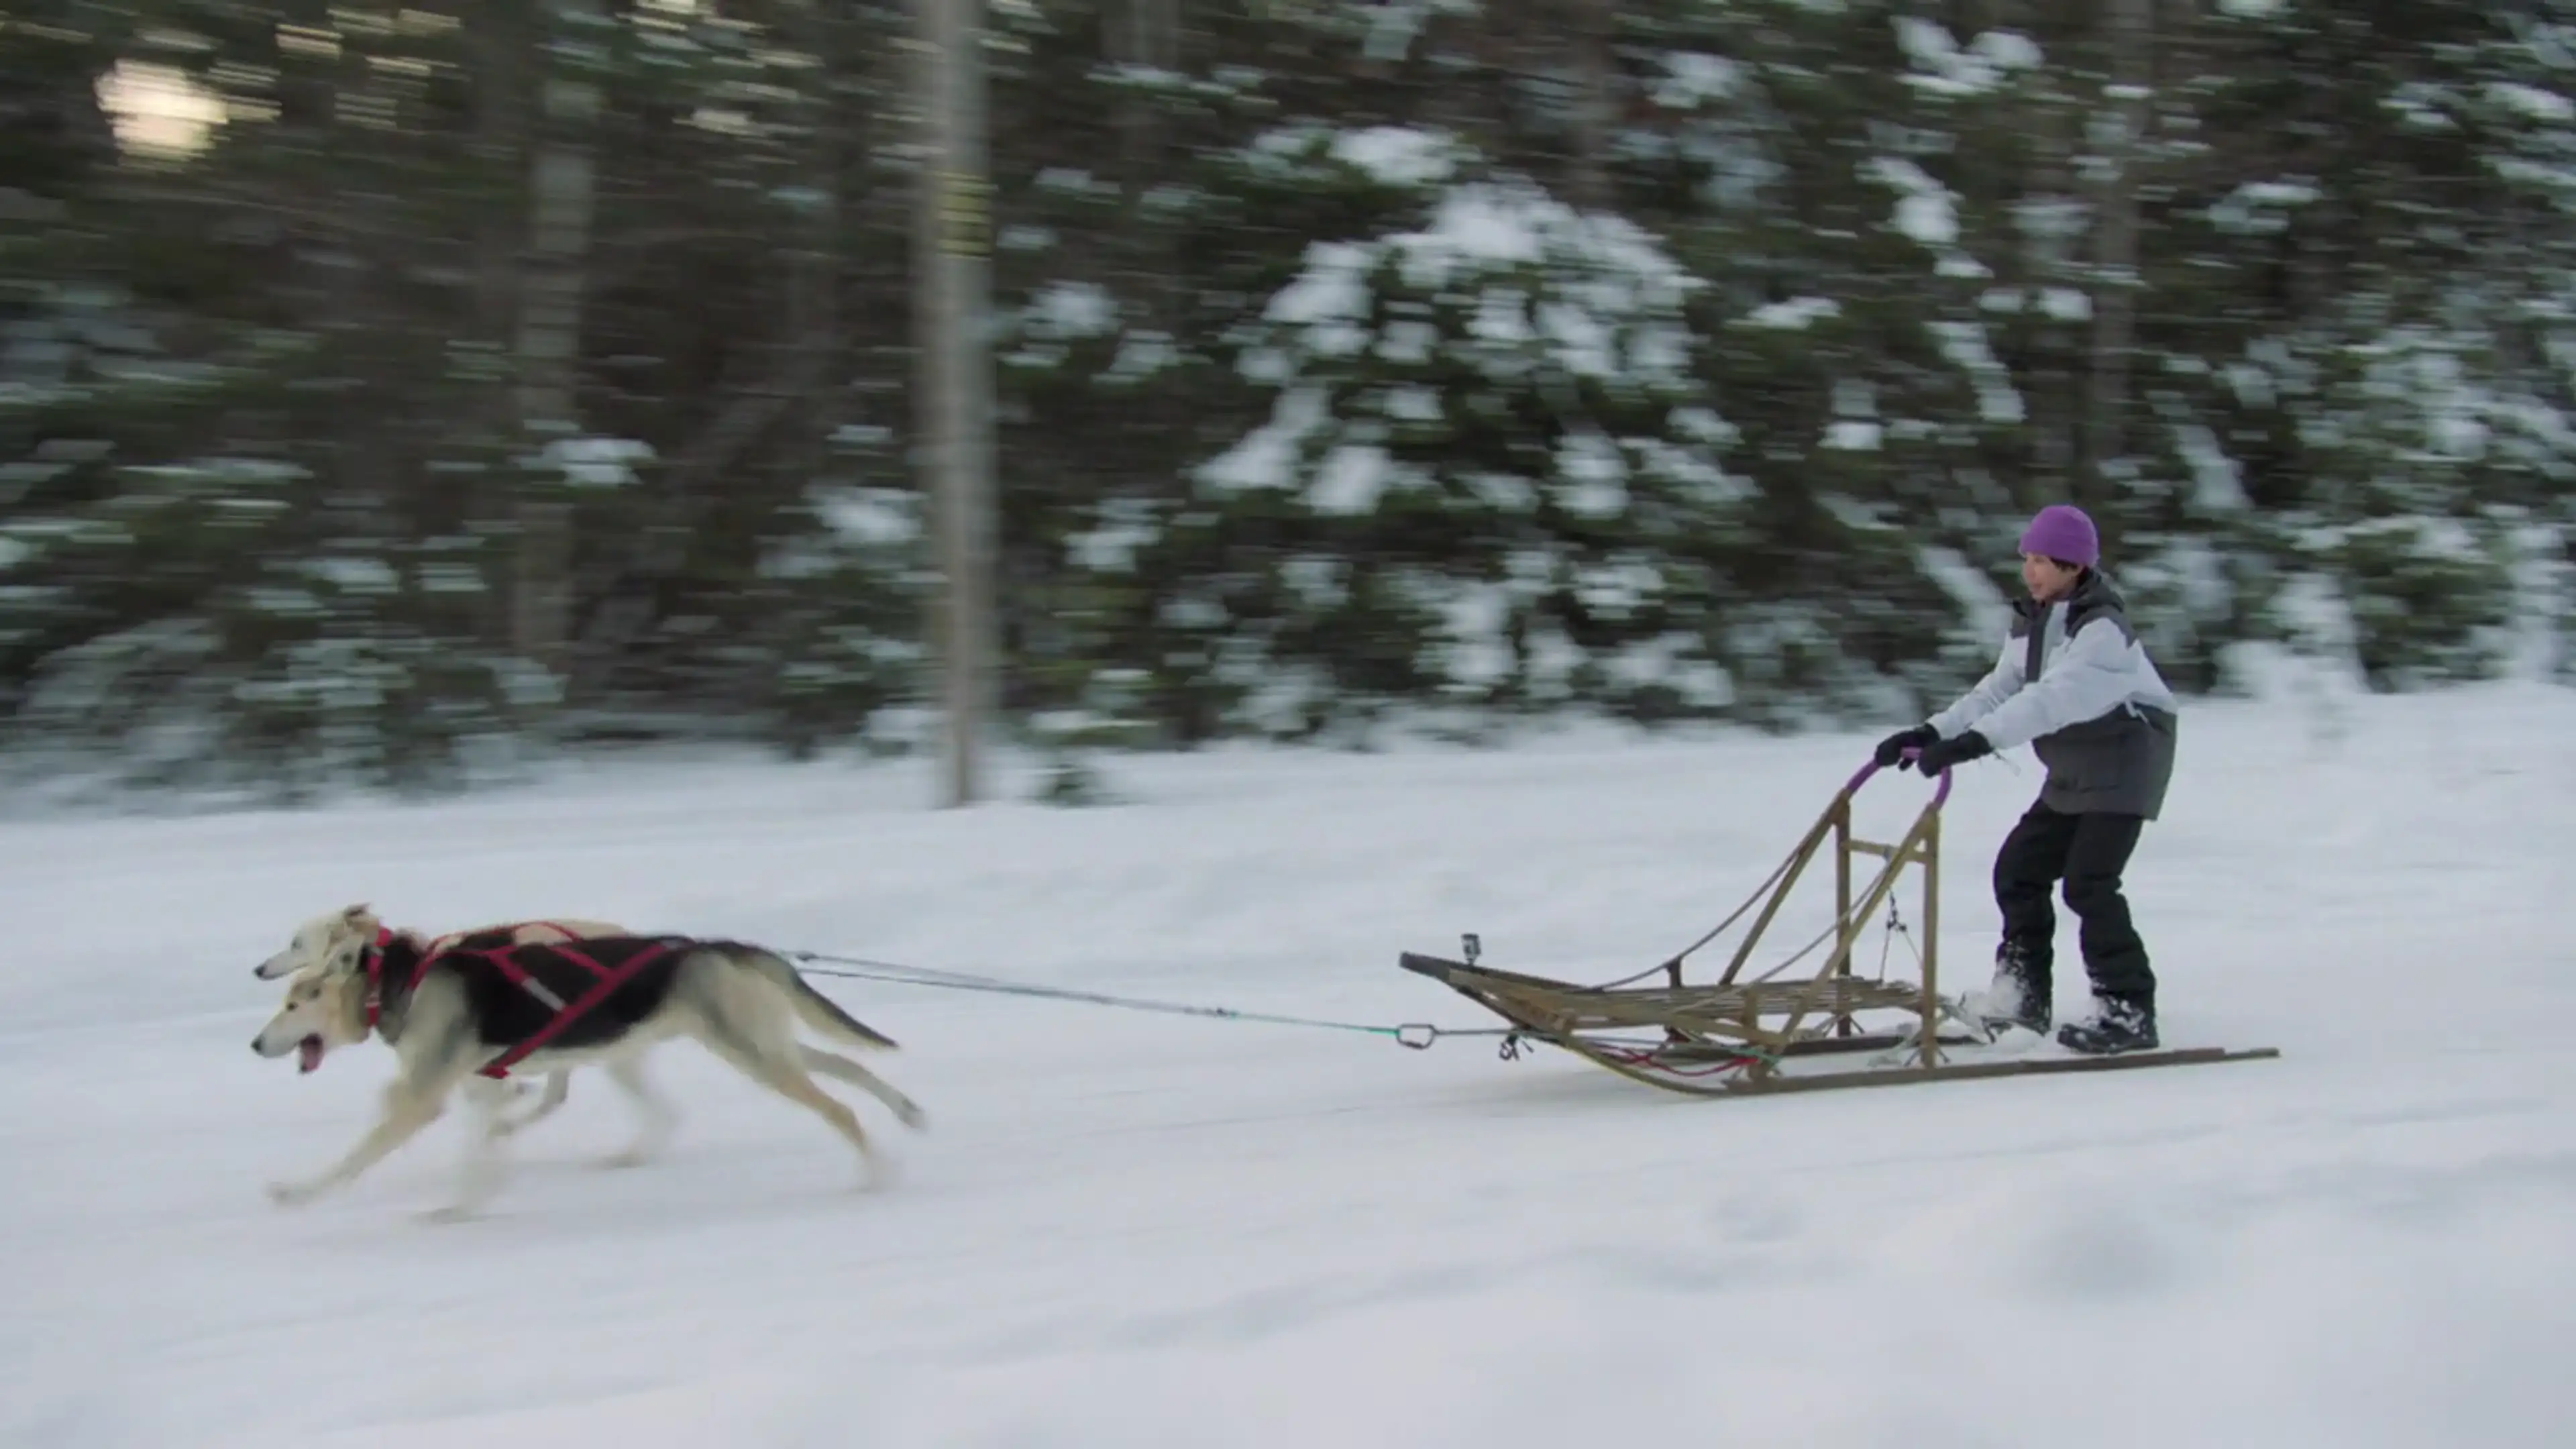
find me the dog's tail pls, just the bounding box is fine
[720,943,900,1050]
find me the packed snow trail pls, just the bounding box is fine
[3,682,2571,1448]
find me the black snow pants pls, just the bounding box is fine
[1992,800,2154,1007]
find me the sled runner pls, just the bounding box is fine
[1399,754,2279,1097]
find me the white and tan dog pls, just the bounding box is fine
[256,905,627,1137]
[253,928,925,1220]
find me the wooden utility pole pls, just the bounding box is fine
[917,0,998,806]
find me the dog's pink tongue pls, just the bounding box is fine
[297,1038,324,1074]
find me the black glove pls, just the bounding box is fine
[1872,724,1939,769]
[1910,730,1993,774]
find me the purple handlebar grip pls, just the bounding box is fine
[1846,748,1953,808]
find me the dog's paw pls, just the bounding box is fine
[592,1146,657,1171]
[894,1099,928,1131]
[419,1202,482,1226]
[266,1179,322,1209]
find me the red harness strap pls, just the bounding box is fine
[361,928,676,1080]
[361,927,404,1031]
[474,939,672,1079]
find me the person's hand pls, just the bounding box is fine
[1872,724,1938,769]
[1911,731,1993,773]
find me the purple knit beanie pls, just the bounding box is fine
[2018,504,2099,568]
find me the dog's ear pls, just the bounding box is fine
[340,902,371,924]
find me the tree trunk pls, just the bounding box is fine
[784,0,846,475]
[919,0,1001,803]
[470,7,527,652]
[2084,0,2154,504]
[511,0,603,685]
[1566,0,1616,210]
[1112,0,1177,195]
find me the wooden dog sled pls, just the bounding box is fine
[1399,755,2280,1098]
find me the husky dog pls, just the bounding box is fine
[254,904,631,981]
[252,932,926,1220]
[255,905,627,1137]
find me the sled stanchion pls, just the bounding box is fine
[1921,804,1941,1071]
[1833,794,1853,1039]
[1397,751,2279,1099]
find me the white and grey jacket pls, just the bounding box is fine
[1925,571,2180,819]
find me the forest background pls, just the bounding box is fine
[5,0,2571,801]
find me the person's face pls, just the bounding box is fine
[2021,552,2082,602]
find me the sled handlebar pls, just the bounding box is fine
[1843,749,1954,810]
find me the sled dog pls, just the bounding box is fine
[255,905,627,1137]
[252,931,925,1220]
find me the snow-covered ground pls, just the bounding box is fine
[4,681,2573,1448]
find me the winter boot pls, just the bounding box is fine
[2056,995,2158,1055]
[1970,940,2050,1036]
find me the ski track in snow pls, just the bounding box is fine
[3,684,2573,1447]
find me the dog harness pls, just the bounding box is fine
[361,927,676,1079]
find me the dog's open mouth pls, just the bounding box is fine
[297,1035,325,1073]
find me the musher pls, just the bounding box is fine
[1872,503,2180,1055]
